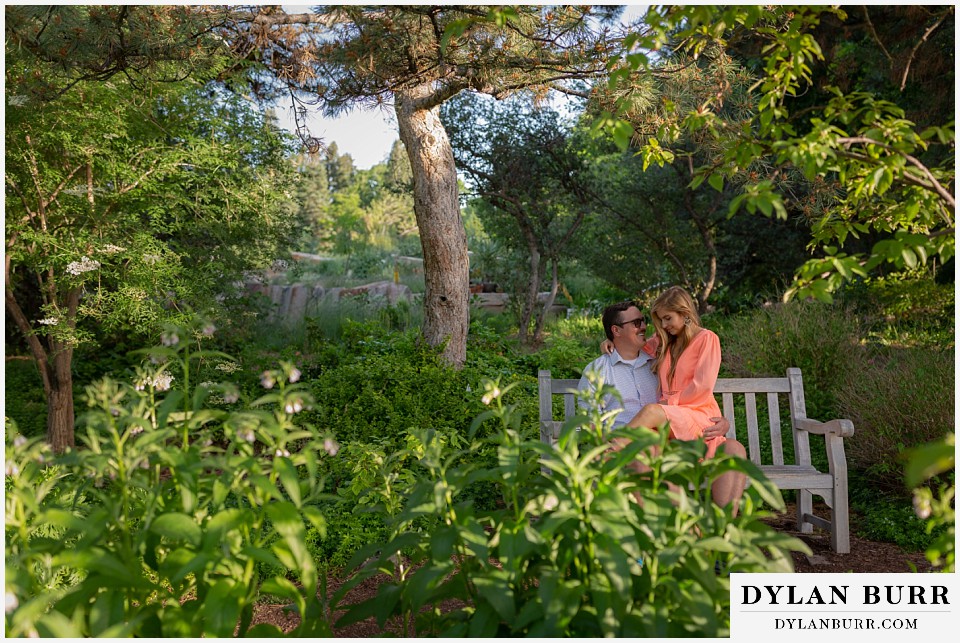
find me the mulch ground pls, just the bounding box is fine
[250,502,936,635]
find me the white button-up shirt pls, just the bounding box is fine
[578,349,660,427]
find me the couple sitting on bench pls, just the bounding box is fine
[579,287,748,512]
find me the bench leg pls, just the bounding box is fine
[797,489,813,534]
[831,476,851,554]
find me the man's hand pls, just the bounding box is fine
[703,416,730,440]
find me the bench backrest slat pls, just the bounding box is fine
[744,392,762,465]
[787,368,812,467]
[767,391,785,465]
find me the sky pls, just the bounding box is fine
[274,5,649,169]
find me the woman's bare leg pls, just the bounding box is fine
[710,438,748,515]
[625,403,668,430]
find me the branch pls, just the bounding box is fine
[836,136,955,212]
[861,7,894,68]
[899,8,951,91]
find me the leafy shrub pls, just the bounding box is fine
[841,270,955,347]
[333,378,809,637]
[905,433,955,572]
[719,300,868,420]
[838,346,954,486]
[3,360,47,438]
[4,319,337,637]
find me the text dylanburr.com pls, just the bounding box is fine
[730,573,958,641]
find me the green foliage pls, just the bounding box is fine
[295,144,418,256]
[301,325,530,448]
[848,479,947,553]
[610,6,955,302]
[334,378,808,636]
[4,321,337,637]
[842,269,955,347]
[718,301,867,420]
[3,360,48,438]
[837,346,954,485]
[904,433,955,572]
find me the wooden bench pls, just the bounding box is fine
[538,368,855,554]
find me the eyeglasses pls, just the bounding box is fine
[613,316,645,330]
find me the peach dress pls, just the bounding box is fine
[643,329,725,458]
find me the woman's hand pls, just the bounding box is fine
[702,416,730,439]
[600,339,615,355]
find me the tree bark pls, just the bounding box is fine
[395,85,469,367]
[46,344,76,452]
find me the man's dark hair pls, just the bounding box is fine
[602,300,640,342]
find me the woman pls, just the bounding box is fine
[606,286,726,458]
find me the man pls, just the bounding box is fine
[578,300,747,512]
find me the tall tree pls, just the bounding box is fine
[5,63,297,451]
[444,93,590,345]
[244,5,623,366]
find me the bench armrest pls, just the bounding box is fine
[795,417,855,438]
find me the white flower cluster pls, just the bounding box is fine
[216,362,241,374]
[143,254,162,265]
[102,244,126,254]
[37,317,59,326]
[8,95,28,107]
[135,372,175,392]
[65,256,101,276]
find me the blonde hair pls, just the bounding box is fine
[650,286,702,387]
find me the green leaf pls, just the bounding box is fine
[151,512,202,548]
[200,578,246,638]
[904,435,955,488]
[274,456,303,507]
[708,173,724,193]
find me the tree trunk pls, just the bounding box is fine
[517,238,541,346]
[395,86,470,368]
[46,344,76,452]
[531,258,560,345]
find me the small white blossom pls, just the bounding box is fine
[222,387,240,404]
[102,244,126,254]
[201,323,216,337]
[161,332,179,347]
[913,491,932,520]
[37,317,59,326]
[5,461,19,477]
[13,435,27,448]
[323,438,339,456]
[65,256,100,276]
[542,494,560,511]
[143,254,162,265]
[284,398,304,414]
[481,386,501,405]
[288,368,302,383]
[275,448,291,458]
[238,428,256,443]
[129,426,144,437]
[216,362,241,374]
[150,354,167,365]
[260,372,276,389]
[6,591,19,613]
